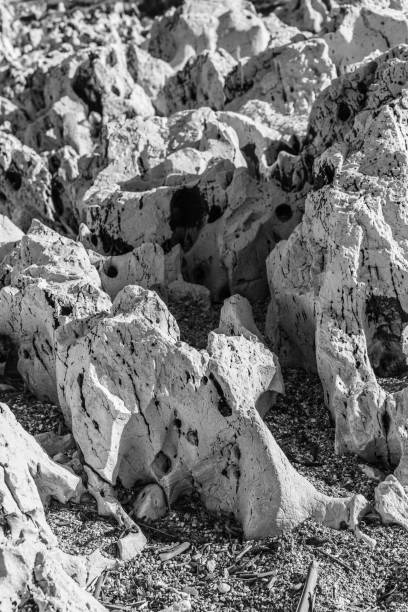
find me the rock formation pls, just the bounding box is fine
[0,402,109,612]
[4,0,408,606]
[267,46,408,497]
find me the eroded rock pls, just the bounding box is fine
[56,285,369,539]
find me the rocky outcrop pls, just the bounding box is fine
[0,132,55,232]
[267,46,408,490]
[0,402,109,612]
[0,220,110,402]
[55,284,369,539]
[148,0,269,70]
[0,215,24,261]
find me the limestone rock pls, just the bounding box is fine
[217,294,264,343]
[148,0,269,70]
[56,285,369,539]
[0,215,24,262]
[224,37,336,117]
[157,49,236,114]
[167,279,211,311]
[0,132,54,232]
[0,402,107,611]
[126,44,174,105]
[375,475,408,529]
[117,531,147,561]
[133,484,168,522]
[267,46,408,488]
[0,220,110,402]
[96,243,165,300]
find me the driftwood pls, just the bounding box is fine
[296,560,319,612]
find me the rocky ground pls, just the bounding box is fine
[3,303,408,612]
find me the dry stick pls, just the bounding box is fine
[317,549,354,573]
[296,559,319,612]
[94,569,108,600]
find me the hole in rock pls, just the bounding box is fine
[337,101,351,122]
[104,262,118,278]
[5,164,22,191]
[72,58,103,115]
[51,178,64,215]
[151,451,172,478]
[275,203,293,222]
[365,295,408,390]
[170,186,209,251]
[241,144,260,179]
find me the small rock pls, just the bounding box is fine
[117,530,146,562]
[218,582,231,594]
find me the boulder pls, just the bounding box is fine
[375,475,408,529]
[56,285,369,539]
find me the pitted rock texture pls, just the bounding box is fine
[0,220,110,403]
[0,402,108,612]
[267,46,408,487]
[55,285,368,539]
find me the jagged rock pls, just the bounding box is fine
[375,475,408,529]
[0,215,24,261]
[324,1,408,72]
[96,243,165,300]
[35,430,76,457]
[0,220,110,402]
[126,44,174,106]
[275,0,332,33]
[133,483,168,522]
[0,132,54,232]
[224,38,336,116]
[82,105,309,300]
[267,46,408,489]
[217,294,264,343]
[72,43,155,122]
[56,285,369,539]
[0,402,107,611]
[117,531,147,561]
[148,0,269,70]
[157,49,236,114]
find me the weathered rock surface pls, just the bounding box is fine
[56,285,369,539]
[267,46,408,494]
[0,215,24,261]
[0,402,109,612]
[0,220,110,402]
[375,475,408,530]
[148,0,269,70]
[0,132,54,232]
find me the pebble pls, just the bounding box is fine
[218,582,231,594]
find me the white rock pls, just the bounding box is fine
[375,475,408,529]
[133,483,168,522]
[56,285,369,539]
[0,215,24,262]
[117,531,147,561]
